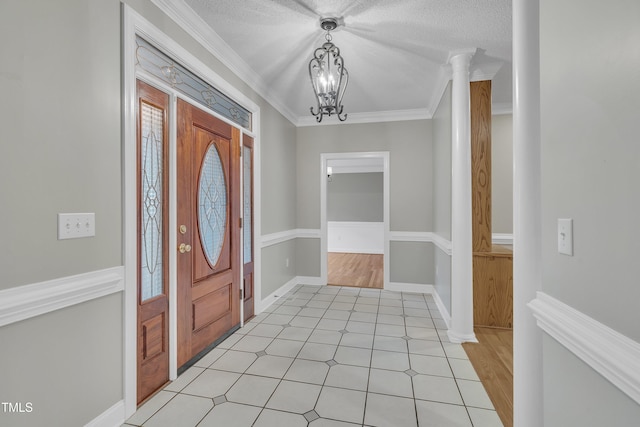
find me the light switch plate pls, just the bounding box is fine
[558,218,573,256]
[58,213,95,240]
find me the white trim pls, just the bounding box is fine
[389,231,453,256]
[260,229,322,248]
[84,400,125,427]
[321,152,391,290]
[529,292,640,405]
[431,289,451,329]
[492,233,513,245]
[386,282,434,294]
[0,267,124,328]
[297,109,430,127]
[255,276,300,314]
[296,276,324,286]
[492,103,513,115]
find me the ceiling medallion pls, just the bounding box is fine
[308,18,349,123]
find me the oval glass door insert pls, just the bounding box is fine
[198,143,227,267]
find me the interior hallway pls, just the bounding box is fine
[124,285,502,426]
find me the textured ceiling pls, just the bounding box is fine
[179,0,512,125]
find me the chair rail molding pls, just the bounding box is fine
[529,292,640,405]
[0,266,124,328]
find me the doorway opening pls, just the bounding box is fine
[320,153,390,289]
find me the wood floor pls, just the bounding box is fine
[327,252,383,289]
[463,327,513,427]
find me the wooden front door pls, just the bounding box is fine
[242,135,255,321]
[136,80,170,403]
[177,99,241,369]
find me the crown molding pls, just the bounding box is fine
[150,0,298,125]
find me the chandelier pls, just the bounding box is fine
[309,18,349,122]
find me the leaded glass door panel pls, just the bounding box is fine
[176,99,241,369]
[242,135,255,321]
[136,80,170,404]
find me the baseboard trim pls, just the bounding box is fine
[529,292,640,405]
[431,290,451,329]
[386,282,434,294]
[0,266,124,328]
[255,276,300,314]
[84,400,125,427]
[296,276,324,286]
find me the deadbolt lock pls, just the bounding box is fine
[179,225,187,234]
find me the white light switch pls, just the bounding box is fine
[58,213,95,240]
[557,218,573,256]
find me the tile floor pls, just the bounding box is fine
[124,285,503,427]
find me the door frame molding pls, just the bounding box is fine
[123,5,260,417]
[320,152,390,288]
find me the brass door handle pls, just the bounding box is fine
[179,243,192,253]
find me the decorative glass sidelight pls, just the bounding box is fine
[199,144,227,267]
[243,146,252,264]
[135,36,252,131]
[141,102,164,301]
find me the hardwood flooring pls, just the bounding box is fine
[463,327,513,427]
[327,252,383,289]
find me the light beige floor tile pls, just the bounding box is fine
[225,374,280,406]
[308,329,342,345]
[143,393,212,427]
[309,419,361,427]
[325,364,369,391]
[208,350,257,373]
[375,324,406,337]
[410,354,453,377]
[373,335,408,353]
[467,407,504,427]
[371,349,410,371]
[298,342,337,362]
[277,326,314,341]
[266,380,322,413]
[346,320,376,334]
[334,346,372,367]
[245,355,294,378]
[364,393,417,427]
[317,318,348,331]
[125,390,175,425]
[408,339,446,357]
[231,335,273,352]
[284,359,329,384]
[323,309,351,320]
[265,338,305,357]
[368,368,413,398]
[457,379,494,409]
[412,374,463,405]
[441,342,470,360]
[163,366,204,392]
[415,400,472,427]
[246,323,284,338]
[290,316,321,328]
[339,332,374,349]
[315,386,366,425]
[349,312,377,323]
[405,326,439,341]
[376,314,405,326]
[253,409,308,427]
[449,358,481,380]
[180,369,240,398]
[193,348,227,368]
[197,401,260,427]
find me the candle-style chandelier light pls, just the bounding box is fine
[309,18,349,123]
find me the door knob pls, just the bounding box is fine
[178,243,192,253]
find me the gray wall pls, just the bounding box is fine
[432,81,452,311]
[540,0,640,423]
[491,114,513,234]
[328,173,383,222]
[0,0,297,425]
[296,120,434,284]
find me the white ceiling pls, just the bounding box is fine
[162,0,512,126]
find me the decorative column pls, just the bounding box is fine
[448,49,477,343]
[513,0,543,424]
